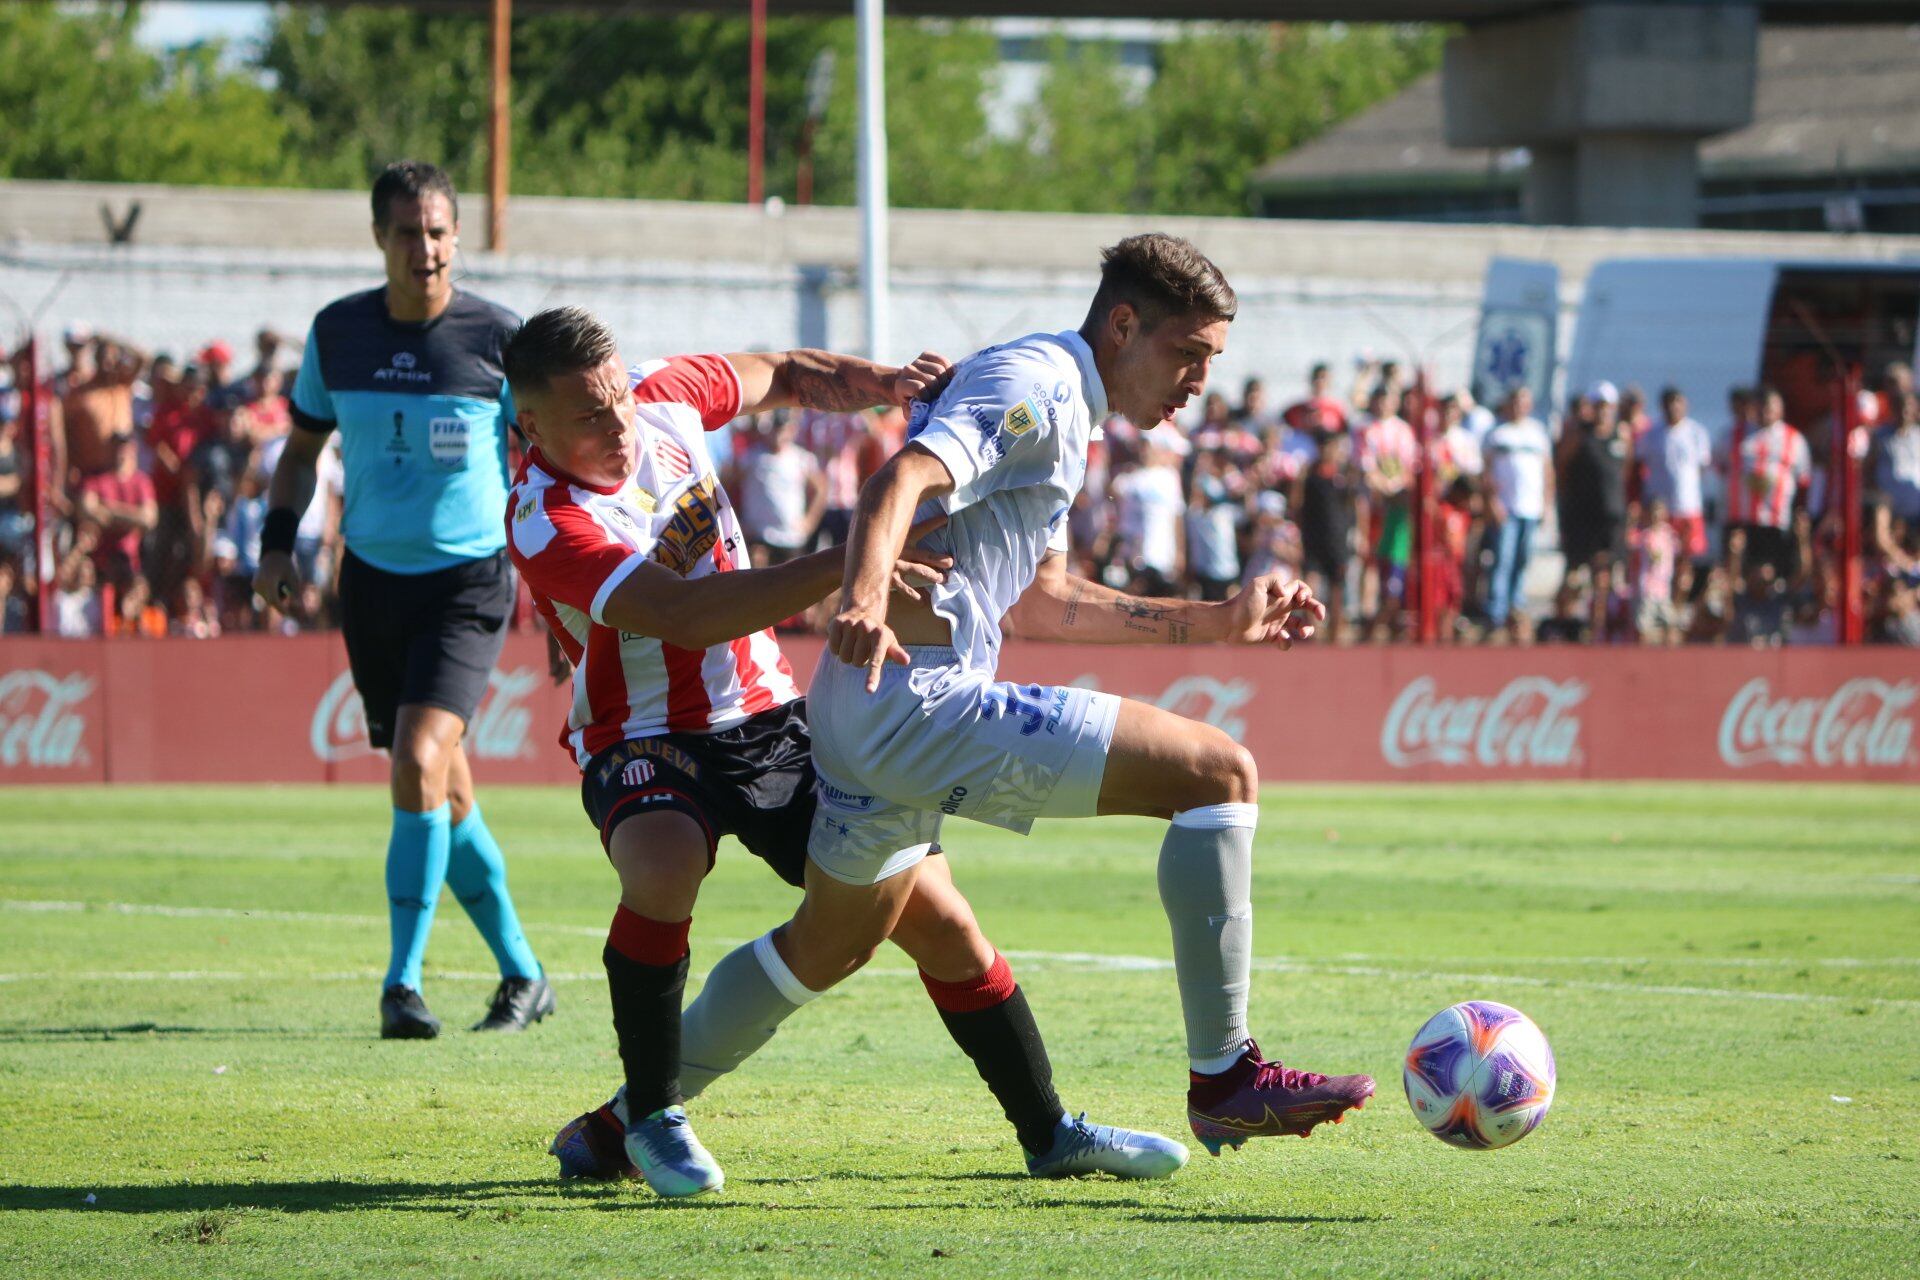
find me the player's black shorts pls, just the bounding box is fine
[337,548,514,750]
[579,700,817,888]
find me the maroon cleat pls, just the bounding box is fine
[1187,1040,1375,1155]
[549,1103,639,1180]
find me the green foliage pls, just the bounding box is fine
[0,3,295,186]
[0,5,1442,217]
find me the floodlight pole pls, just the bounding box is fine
[855,0,890,361]
[487,0,512,253]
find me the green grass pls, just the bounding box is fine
[1,783,1917,1278]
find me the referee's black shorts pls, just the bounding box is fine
[337,548,514,750]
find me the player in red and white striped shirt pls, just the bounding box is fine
[1719,386,1811,581]
[504,307,1181,1197]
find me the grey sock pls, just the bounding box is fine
[1157,803,1257,1065]
[609,932,815,1126]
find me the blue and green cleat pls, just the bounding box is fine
[624,1105,724,1198]
[1024,1112,1189,1179]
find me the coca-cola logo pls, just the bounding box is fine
[310,667,542,763]
[1382,675,1587,769]
[0,669,96,769]
[1717,677,1917,768]
[1070,673,1254,742]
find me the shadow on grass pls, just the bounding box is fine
[0,1024,354,1042]
[1128,1211,1379,1225]
[0,1180,1376,1224]
[1,1180,572,1215]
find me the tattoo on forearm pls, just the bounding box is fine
[1062,580,1086,629]
[786,351,881,412]
[1110,595,1193,642]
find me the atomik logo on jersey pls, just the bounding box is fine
[374,351,432,384]
[1380,676,1587,770]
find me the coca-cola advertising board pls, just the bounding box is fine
[1,636,1914,784]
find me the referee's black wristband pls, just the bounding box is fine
[261,508,301,556]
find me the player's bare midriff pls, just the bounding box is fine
[871,588,956,647]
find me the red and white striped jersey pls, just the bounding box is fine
[1723,421,1811,529]
[506,354,799,766]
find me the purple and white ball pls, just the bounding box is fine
[1403,1000,1555,1149]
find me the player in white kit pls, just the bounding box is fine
[686,236,1376,1156]
[501,307,1186,1199]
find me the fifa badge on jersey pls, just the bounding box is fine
[429,416,469,468]
[1002,397,1042,437]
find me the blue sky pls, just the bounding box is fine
[135,1,271,51]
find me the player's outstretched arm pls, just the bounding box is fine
[729,349,950,415]
[829,445,957,689]
[1004,554,1325,649]
[599,520,951,653]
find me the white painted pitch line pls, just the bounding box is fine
[9,899,1917,970]
[0,898,609,939]
[4,899,1917,1009]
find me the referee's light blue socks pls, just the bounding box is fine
[384,804,452,992]
[445,805,542,981]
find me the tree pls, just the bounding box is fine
[0,3,295,187]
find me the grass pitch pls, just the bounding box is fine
[1,783,1917,1279]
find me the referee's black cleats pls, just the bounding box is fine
[380,985,441,1040]
[472,976,556,1033]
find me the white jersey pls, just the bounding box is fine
[507,355,799,766]
[906,330,1104,672]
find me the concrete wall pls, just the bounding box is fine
[4,179,1918,394]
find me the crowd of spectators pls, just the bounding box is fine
[4,329,1917,647]
[0,325,340,639]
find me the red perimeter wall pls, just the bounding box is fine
[1,635,1914,784]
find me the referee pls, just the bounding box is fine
[256,161,550,1039]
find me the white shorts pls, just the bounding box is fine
[806,646,1122,885]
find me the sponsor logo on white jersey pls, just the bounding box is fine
[1380,675,1587,769]
[311,667,540,762]
[1716,677,1916,768]
[0,669,95,768]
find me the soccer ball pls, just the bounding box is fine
[1403,1000,1555,1149]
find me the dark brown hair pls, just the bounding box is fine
[502,306,618,399]
[1086,233,1237,332]
[372,160,459,228]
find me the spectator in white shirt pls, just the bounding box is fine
[1112,438,1186,596]
[737,413,825,565]
[1636,387,1713,601]
[1481,386,1554,634]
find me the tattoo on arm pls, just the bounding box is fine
[1062,580,1086,629]
[1110,595,1194,643]
[785,351,882,412]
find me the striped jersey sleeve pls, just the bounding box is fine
[629,354,744,430]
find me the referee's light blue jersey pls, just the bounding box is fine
[290,287,520,574]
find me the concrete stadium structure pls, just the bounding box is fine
[4,178,1918,395]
